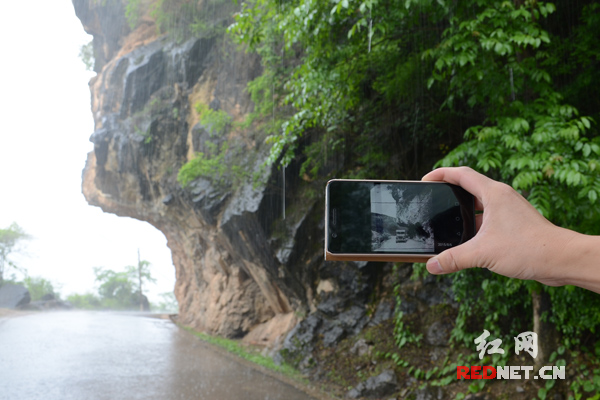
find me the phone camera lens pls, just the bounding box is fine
[332,233,338,238]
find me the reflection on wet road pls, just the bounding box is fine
[0,311,315,400]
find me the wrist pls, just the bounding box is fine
[544,229,600,293]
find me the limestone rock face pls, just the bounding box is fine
[73,0,389,354]
[73,0,312,339]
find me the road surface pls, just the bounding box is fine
[0,311,316,400]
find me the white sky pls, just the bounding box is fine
[370,184,397,219]
[0,1,175,304]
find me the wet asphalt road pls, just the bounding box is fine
[0,311,316,400]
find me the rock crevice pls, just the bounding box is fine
[75,0,307,340]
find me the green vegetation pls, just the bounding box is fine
[125,0,143,30]
[228,0,600,397]
[109,0,600,396]
[79,40,95,71]
[68,259,156,311]
[0,223,30,285]
[177,141,230,187]
[177,102,250,188]
[66,292,102,309]
[195,102,232,135]
[2,275,62,302]
[125,0,233,41]
[429,1,600,231]
[183,326,306,382]
[23,276,60,301]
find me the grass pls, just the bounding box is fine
[182,326,306,382]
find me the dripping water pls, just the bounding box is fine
[278,0,286,221]
[368,9,373,53]
[510,67,515,101]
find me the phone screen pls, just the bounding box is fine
[326,180,475,255]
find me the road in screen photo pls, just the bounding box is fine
[370,184,435,253]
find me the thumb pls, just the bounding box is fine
[426,242,478,275]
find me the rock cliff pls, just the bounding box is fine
[75,0,314,341]
[73,0,400,355]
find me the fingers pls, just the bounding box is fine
[426,240,479,275]
[422,167,490,275]
[422,167,492,207]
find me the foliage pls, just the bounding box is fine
[69,263,156,311]
[390,265,422,350]
[423,0,600,351]
[229,0,600,392]
[125,0,143,30]
[427,0,600,231]
[184,326,306,382]
[125,0,233,40]
[195,102,232,135]
[229,0,449,179]
[0,223,30,285]
[94,267,141,310]
[79,41,95,71]
[23,276,60,301]
[177,102,250,188]
[126,256,156,311]
[177,141,231,187]
[66,292,102,310]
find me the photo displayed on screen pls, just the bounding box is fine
[370,183,434,253]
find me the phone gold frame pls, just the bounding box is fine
[324,179,453,263]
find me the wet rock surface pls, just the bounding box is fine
[279,262,385,369]
[0,284,30,309]
[425,320,453,346]
[77,0,298,340]
[347,369,398,399]
[413,385,445,400]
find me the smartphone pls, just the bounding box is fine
[325,179,476,262]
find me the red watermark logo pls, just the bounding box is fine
[457,329,566,380]
[457,365,565,380]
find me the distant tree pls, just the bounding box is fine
[67,292,102,310]
[79,40,94,71]
[23,276,59,301]
[125,250,156,311]
[94,267,138,310]
[93,259,155,311]
[0,223,30,285]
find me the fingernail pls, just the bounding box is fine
[427,258,443,274]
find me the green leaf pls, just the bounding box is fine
[581,117,591,129]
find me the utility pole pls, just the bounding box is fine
[137,248,143,312]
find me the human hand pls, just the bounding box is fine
[422,167,579,287]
